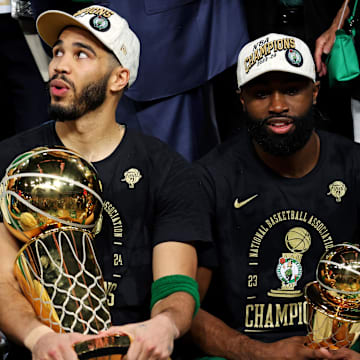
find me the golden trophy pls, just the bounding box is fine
[0,146,130,359]
[304,243,360,349]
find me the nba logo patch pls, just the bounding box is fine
[327,180,347,202]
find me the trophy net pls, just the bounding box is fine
[306,304,360,349]
[15,227,112,334]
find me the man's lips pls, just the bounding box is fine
[265,117,294,134]
[50,79,70,97]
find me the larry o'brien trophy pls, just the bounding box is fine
[0,146,130,359]
[304,243,360,349]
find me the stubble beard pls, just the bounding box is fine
[48,72,111,122]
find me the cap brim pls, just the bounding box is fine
[240,68,315,88]
[37,10,92,47]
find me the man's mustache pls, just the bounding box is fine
[47,74,76,91]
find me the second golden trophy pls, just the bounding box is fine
[305,243,360,349]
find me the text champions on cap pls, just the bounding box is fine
[244,37,296,74]
[73,6,114,18]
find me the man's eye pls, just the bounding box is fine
[54,49,63,57]
[77,51,88,59]
[255,91,268,98]
[286,88,299,95]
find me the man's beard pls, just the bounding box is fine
[48,72,111,122]
[245,106,315,156]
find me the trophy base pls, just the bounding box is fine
[74,334,131,360]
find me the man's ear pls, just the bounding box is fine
[238,89,246,111]
[312,80,320,105]
[109,66,130,92]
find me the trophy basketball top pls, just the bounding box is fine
[0,146,103,242]
[317,243,360,308]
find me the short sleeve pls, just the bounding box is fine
[152,154,212,250]
[194,163,219,269]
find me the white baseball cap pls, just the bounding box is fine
[237,33,316,88]
[36,5,140,87]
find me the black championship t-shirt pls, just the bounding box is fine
[0,120,209,326]
[197,128,360,342]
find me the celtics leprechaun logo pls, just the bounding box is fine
[268,227,311,298]
[276,257,302,287]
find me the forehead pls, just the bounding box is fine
[243,71,312,89]
[56,26,108,52]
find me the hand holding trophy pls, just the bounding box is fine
[0,146,130,359]
[305,243,360,350]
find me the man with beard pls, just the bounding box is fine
[188,33,360,360]
[0,5,209,360]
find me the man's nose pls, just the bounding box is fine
[51,55,71,75]
[268,92,289,114]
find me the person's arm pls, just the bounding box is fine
[0,223,50,345]
[314,0,350,76]
[104,241,197,360]
[190,267,333,360]
[191,308,330,360]
[0,223,95,360]
[190,266,255,360]
[151,241,197,336]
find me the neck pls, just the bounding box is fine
[55,102,124,162]
[254,131,320,178]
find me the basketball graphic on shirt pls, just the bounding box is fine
[285,227,311,253]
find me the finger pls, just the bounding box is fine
[61,345,79,360]
[313,347,332,359]
[126,338,143,360]
[139,344,155,360]
[329,348,358,360]
[70,332,91,344]
[321,63,328,77]
[315,51,323,72]
[47,351,58,360]
[150,349,171,360]
[314,42,325,71]
[146,343,171,360]
[136,336,160,360]
[47,349,63,360]
[323,38,335,55]
[105,326,134,339]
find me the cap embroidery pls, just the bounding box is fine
[74,6,114,18]
[285,48,303,67]
[90,15,110,32]
[244,37,296,74]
